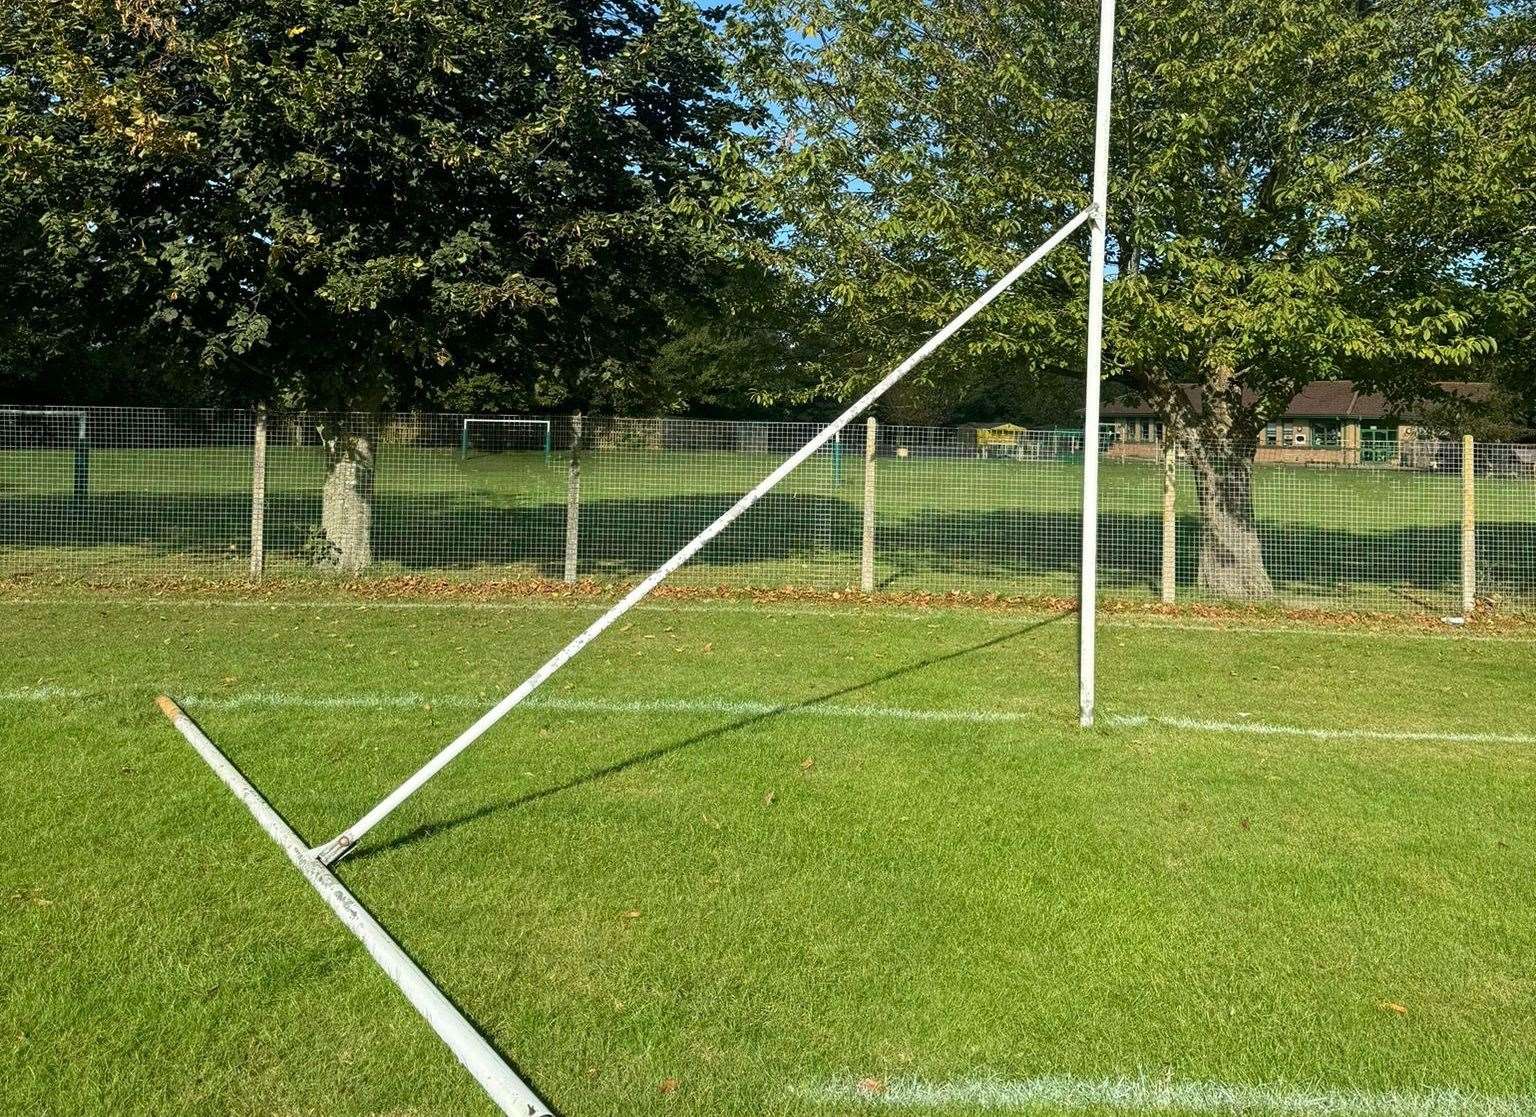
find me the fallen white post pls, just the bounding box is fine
[314,206,1096,865]
[156,696,553,1117]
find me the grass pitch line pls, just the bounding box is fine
[813,1074,1536,1115]
[0,685,94,702]
[2,685,1530,746]
[160,692,1536,745]
[1109,713,1536,747]
[177,689,1044,725]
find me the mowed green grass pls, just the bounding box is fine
[4,446,1532,612]
[3,591,1536,1115]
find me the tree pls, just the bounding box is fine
[2,0,752,569]
[728,0,1535,595]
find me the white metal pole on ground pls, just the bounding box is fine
[1462,433,1476,616]
[861,417,878,593]
[250,405,267,582]
[314,207,1096,865]
[155,696,552,1117]
[1078,0,1117,728]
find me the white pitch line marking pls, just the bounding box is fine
[812,1074,1536,1116]
[0,686,1529,747]
[0,685,94,702]
[1108,713,1536,747]
[175,690,1043,725]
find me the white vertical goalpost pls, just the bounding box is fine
[157,2,1115,1112]
[1079,0,1116,727]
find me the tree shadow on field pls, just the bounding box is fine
[2,488,1533,602]
[347,612,1070,862]
[0,490,858,575]
[873,509,1536,600]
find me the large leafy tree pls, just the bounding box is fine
[1,0,752,567]
[729,0,1535,595]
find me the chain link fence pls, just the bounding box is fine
[2,405,1532,615]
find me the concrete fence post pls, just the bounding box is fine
[861,416,877,593]
[1462,432,1476,616]
[249,404,267,582]
[1160,443,1176,604]
[563,414,583,584]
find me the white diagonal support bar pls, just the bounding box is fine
[314,207,1095,865]
[155,696,553,1117]
[1078,0,1117,728]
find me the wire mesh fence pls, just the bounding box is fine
[1,405,1532,616]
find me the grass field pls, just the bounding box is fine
[4,588,1536,1115]
[3,445,1534,614]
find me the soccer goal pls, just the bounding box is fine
[156,0,1117,1109]
[0,407,89,501]
[460,417,552,466]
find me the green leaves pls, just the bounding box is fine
[730,0,1534,428]
[1,0,754,411]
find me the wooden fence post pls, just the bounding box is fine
[1462,433,1476,616]
[249,404,267,582]
[861,416,877,593]
[72,412,89,502]
[563,414,583,584]
[1160,442,1176,604]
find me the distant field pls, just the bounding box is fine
[3,590,1535,1115]
[2,445,1533,614]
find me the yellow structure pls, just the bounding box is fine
[974,422,1029,452]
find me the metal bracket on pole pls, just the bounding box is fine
[313,207,1097,866]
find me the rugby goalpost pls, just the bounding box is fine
[156,1,1116,1111]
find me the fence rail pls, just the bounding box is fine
[2,406,1533,616]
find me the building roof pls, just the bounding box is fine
[1101,381,1492,422]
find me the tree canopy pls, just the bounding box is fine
[0,0,756,412]
[726,0,1536,590]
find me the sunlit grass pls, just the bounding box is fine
[3,592,1535,1114]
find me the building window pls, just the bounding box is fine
[1361,424,1399,462]
[1264,423,1279,447]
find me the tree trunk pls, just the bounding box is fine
[1188,450,1272,597]
[318,420,375,573]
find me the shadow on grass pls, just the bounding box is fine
[2,490,1532,600]
[347,612,1071,862]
